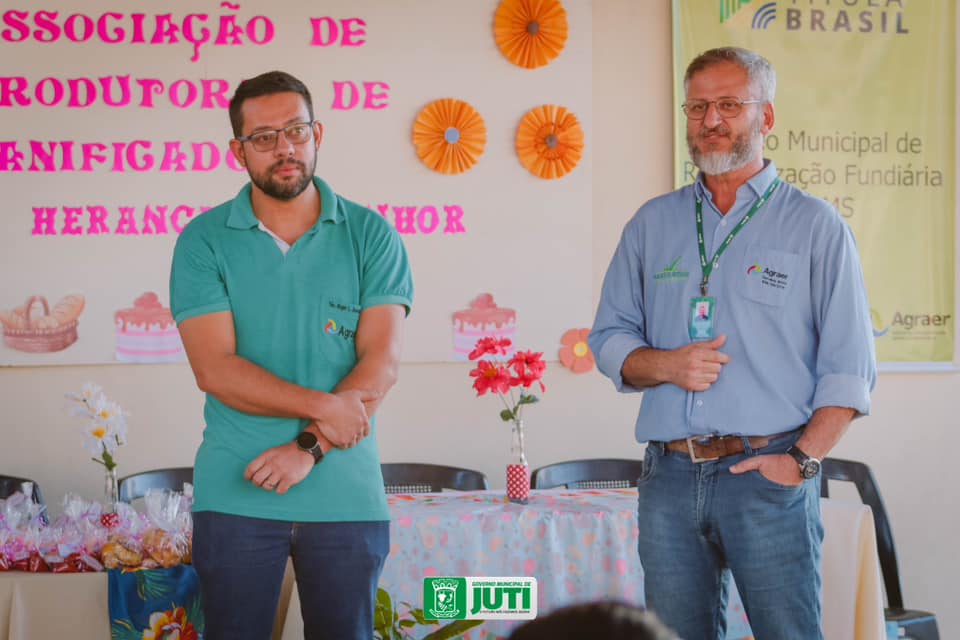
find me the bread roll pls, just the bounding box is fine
[35,315,60,330]
[51,294,85,325]
[0,310,25,330]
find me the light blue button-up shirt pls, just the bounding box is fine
[589,161,876,442]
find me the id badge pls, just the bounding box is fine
[689,296,716,340]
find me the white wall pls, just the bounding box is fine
[1,1,956,635]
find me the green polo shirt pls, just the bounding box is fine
[169,176,413,522]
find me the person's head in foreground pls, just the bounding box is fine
[508,601,679,640]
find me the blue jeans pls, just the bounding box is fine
[636,430,823,640]
[192,512,389,640]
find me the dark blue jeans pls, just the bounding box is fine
[192,511,389,640]
[637,430,823,640]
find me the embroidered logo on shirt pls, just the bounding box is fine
[748,263,789,290]
[324,318,355,340]
[654,256,689,282]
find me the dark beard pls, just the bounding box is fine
[249,158,314,201]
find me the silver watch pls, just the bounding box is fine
[786,445,821,479]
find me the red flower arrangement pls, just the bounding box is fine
[468,336,546,423]
[469,336,545,504]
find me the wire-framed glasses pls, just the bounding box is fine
[681,98,762,120]
[236,121,316,151]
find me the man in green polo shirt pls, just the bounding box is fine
[169,70,413,640]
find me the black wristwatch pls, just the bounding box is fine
[296,431,325,464]
[786,445,821,480]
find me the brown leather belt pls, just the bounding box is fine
[663,430,794,463]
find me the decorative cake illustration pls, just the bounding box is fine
[451,293,516,361]
[114,292,185,363]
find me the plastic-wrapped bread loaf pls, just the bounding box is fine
[51,294,85,325]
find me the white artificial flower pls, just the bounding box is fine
[80,420,112,455]
[80,382,104,403]
[65,383,128,467]
[91,396,122,425]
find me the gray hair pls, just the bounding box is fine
[684,47,776,103]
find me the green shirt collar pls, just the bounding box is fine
[226,176,342,230]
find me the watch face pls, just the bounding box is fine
[297,431,318,450]
[801,458,821,479]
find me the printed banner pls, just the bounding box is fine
[0,0,593,365]
[673,0,956,369]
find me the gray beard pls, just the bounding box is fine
[691,146,755,175]
[687,118,764,176]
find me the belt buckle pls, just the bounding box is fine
[686,436,720,463]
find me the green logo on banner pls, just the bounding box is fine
[423,578,466,620]
[720,0,754,23]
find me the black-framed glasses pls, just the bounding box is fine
[682,97,762,120]
[236,121,316,152]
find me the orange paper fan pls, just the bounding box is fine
[516,104,584,179]
[494,0,568,69]
[412,98,487,175]
[559,328,594,373]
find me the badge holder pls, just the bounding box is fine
[689,296,716,340]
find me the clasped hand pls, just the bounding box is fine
[315,388,379,448]
[244,388,379,494]
[244,441,314,495]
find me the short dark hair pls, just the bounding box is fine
[508,601,678,640]
[228,71,315,137]
[684,46,776,104]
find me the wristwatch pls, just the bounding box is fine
[296,430,325,464]
[786,445,821,480]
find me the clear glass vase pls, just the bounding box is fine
[506,420,530,504]
[103,467,119,513]
[511,420,528,466]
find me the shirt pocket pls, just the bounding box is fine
[321,297,361,344]
[739,246,799,307]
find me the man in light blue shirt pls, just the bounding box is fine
[589,47,875,639]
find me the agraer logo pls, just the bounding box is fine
[654,256,690,283]
[747,262,790,289]
[877,310,953,334]
[324,319,338,334]
[424,577,537,620]
[870,309,889,338]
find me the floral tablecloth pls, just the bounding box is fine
[377,488,753,639]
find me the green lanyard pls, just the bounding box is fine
[696,178,780,296]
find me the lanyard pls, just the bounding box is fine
[696,178,780,296]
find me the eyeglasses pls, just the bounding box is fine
[682,98,762,120]
[236,121,315,152]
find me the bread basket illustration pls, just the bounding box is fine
[1,294,84,353]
